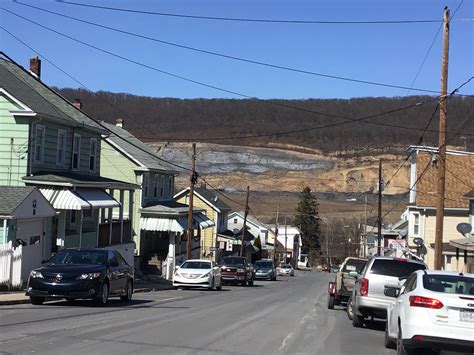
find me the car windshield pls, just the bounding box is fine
[48,250,107,265]
[255,261,273,268]
[181,261,211,269]
[342,260,366,273]
[369,259,426,277]
[423,274,474,295]
[223,257,245,266]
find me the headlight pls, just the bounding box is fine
[200,271,211,278]
[76,272,101,280]
[237,268,245,273]
[30,270,43,279]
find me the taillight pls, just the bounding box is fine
[409,296,443,309]
[360,278,369,296]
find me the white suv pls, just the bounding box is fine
[350,256,427,327]
[386,270,474,354]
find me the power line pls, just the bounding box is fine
[55,1,474,25]
[14,1,443,95]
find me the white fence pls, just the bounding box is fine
[0,241,22,289]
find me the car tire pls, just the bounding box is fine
[346,297,354,320]
[384,322,396,349]
[30,296,44,305]
[352,313,364,328]
[120,280,133,302]
[328,295,335,309]
[95,282,109,306]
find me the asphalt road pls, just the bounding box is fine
[0,270,394,355]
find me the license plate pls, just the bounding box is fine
[460,309,474,322]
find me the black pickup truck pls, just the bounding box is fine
[220,256,255,286]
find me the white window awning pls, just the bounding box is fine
[40,188,119,210]
[74,188,119,208]
[40,188,89,210]
[140,212,215,232]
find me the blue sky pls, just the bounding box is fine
[1,0,473,99]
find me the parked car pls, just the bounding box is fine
[385,270,474,354]
[349,256,427,327]
[278,264,295,277]
[220,256,255,286]
[254,259,277,281]
[330,265,340,273]
[328,257,367,310]
[26,248,133,306]
[173,259,222,290]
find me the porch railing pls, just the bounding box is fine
[98,220,132,247]
[0,241,22,290]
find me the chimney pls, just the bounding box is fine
[116,118,124,128]
[200,182,206,189]
[29,56,41,79]
[72,99,82,110]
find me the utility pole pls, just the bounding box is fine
[273,204,280,263]
[434,7,450,270]
[186,143,197,260]
[364,194,368,258]
[240,186,250,257]
[377,159,383,256]
[284,216,288,264]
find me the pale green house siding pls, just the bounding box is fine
[0,95,30,186]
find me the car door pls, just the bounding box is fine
[113,250,130,292]
[390,273,417,338]
[107,250,121,294]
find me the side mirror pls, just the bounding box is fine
[348,271,359,279]
[175,265,180,270]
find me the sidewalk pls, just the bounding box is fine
[0,277,173,306]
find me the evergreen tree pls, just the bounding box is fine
[294,186,321,254]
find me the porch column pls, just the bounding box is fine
[100,208,106,223]
[167,232,176,280]
[58,211,66,248]
[119,190,124,243]
[78,210,83,248]
[128,190,134,233]
[2,219,7,244]
[108,207,113,245]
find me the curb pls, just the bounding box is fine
[0,286,174,306]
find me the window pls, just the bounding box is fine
[233,218,237,224]
[72,134,81,170]
[89,138,97,172]
[34,124,45,163]
[83,209,92,219]
[413,213,420,236]
[69,211,76,226]
[143,174,149,198]
[369,260,426,278]
[154,175,159,198]
[168,176,173,198]
[56,129,66,165]
[160,175,165,198]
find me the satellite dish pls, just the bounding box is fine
[456,223,472,236]
[413,237,424,247]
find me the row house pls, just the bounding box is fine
[0,55,136,284]
[404,145,474,271]
[100,120,214,279]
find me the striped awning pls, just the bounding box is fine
[40,188,89,210]
[40,188,119,210]
[140,212,215,232]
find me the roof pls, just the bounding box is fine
[0,186,36,216]
[229,211,267,229]
[23,171,138,189]
[0,57,104,133]
[101,122,178,173]
[141,200,205,217]
[175,187,231,212]
[415,152,473,209]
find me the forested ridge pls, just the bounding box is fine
[58,88,474,153]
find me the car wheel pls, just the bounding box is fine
[30,296,44,305]
[346,297,354,320]
[95,282,109,306]
[384,322,396,349]
[120,280,133,302]
[352,313,364,328]
[328,295,335,309]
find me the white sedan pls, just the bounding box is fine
[173,259,222,290]
[385,269,474,354]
